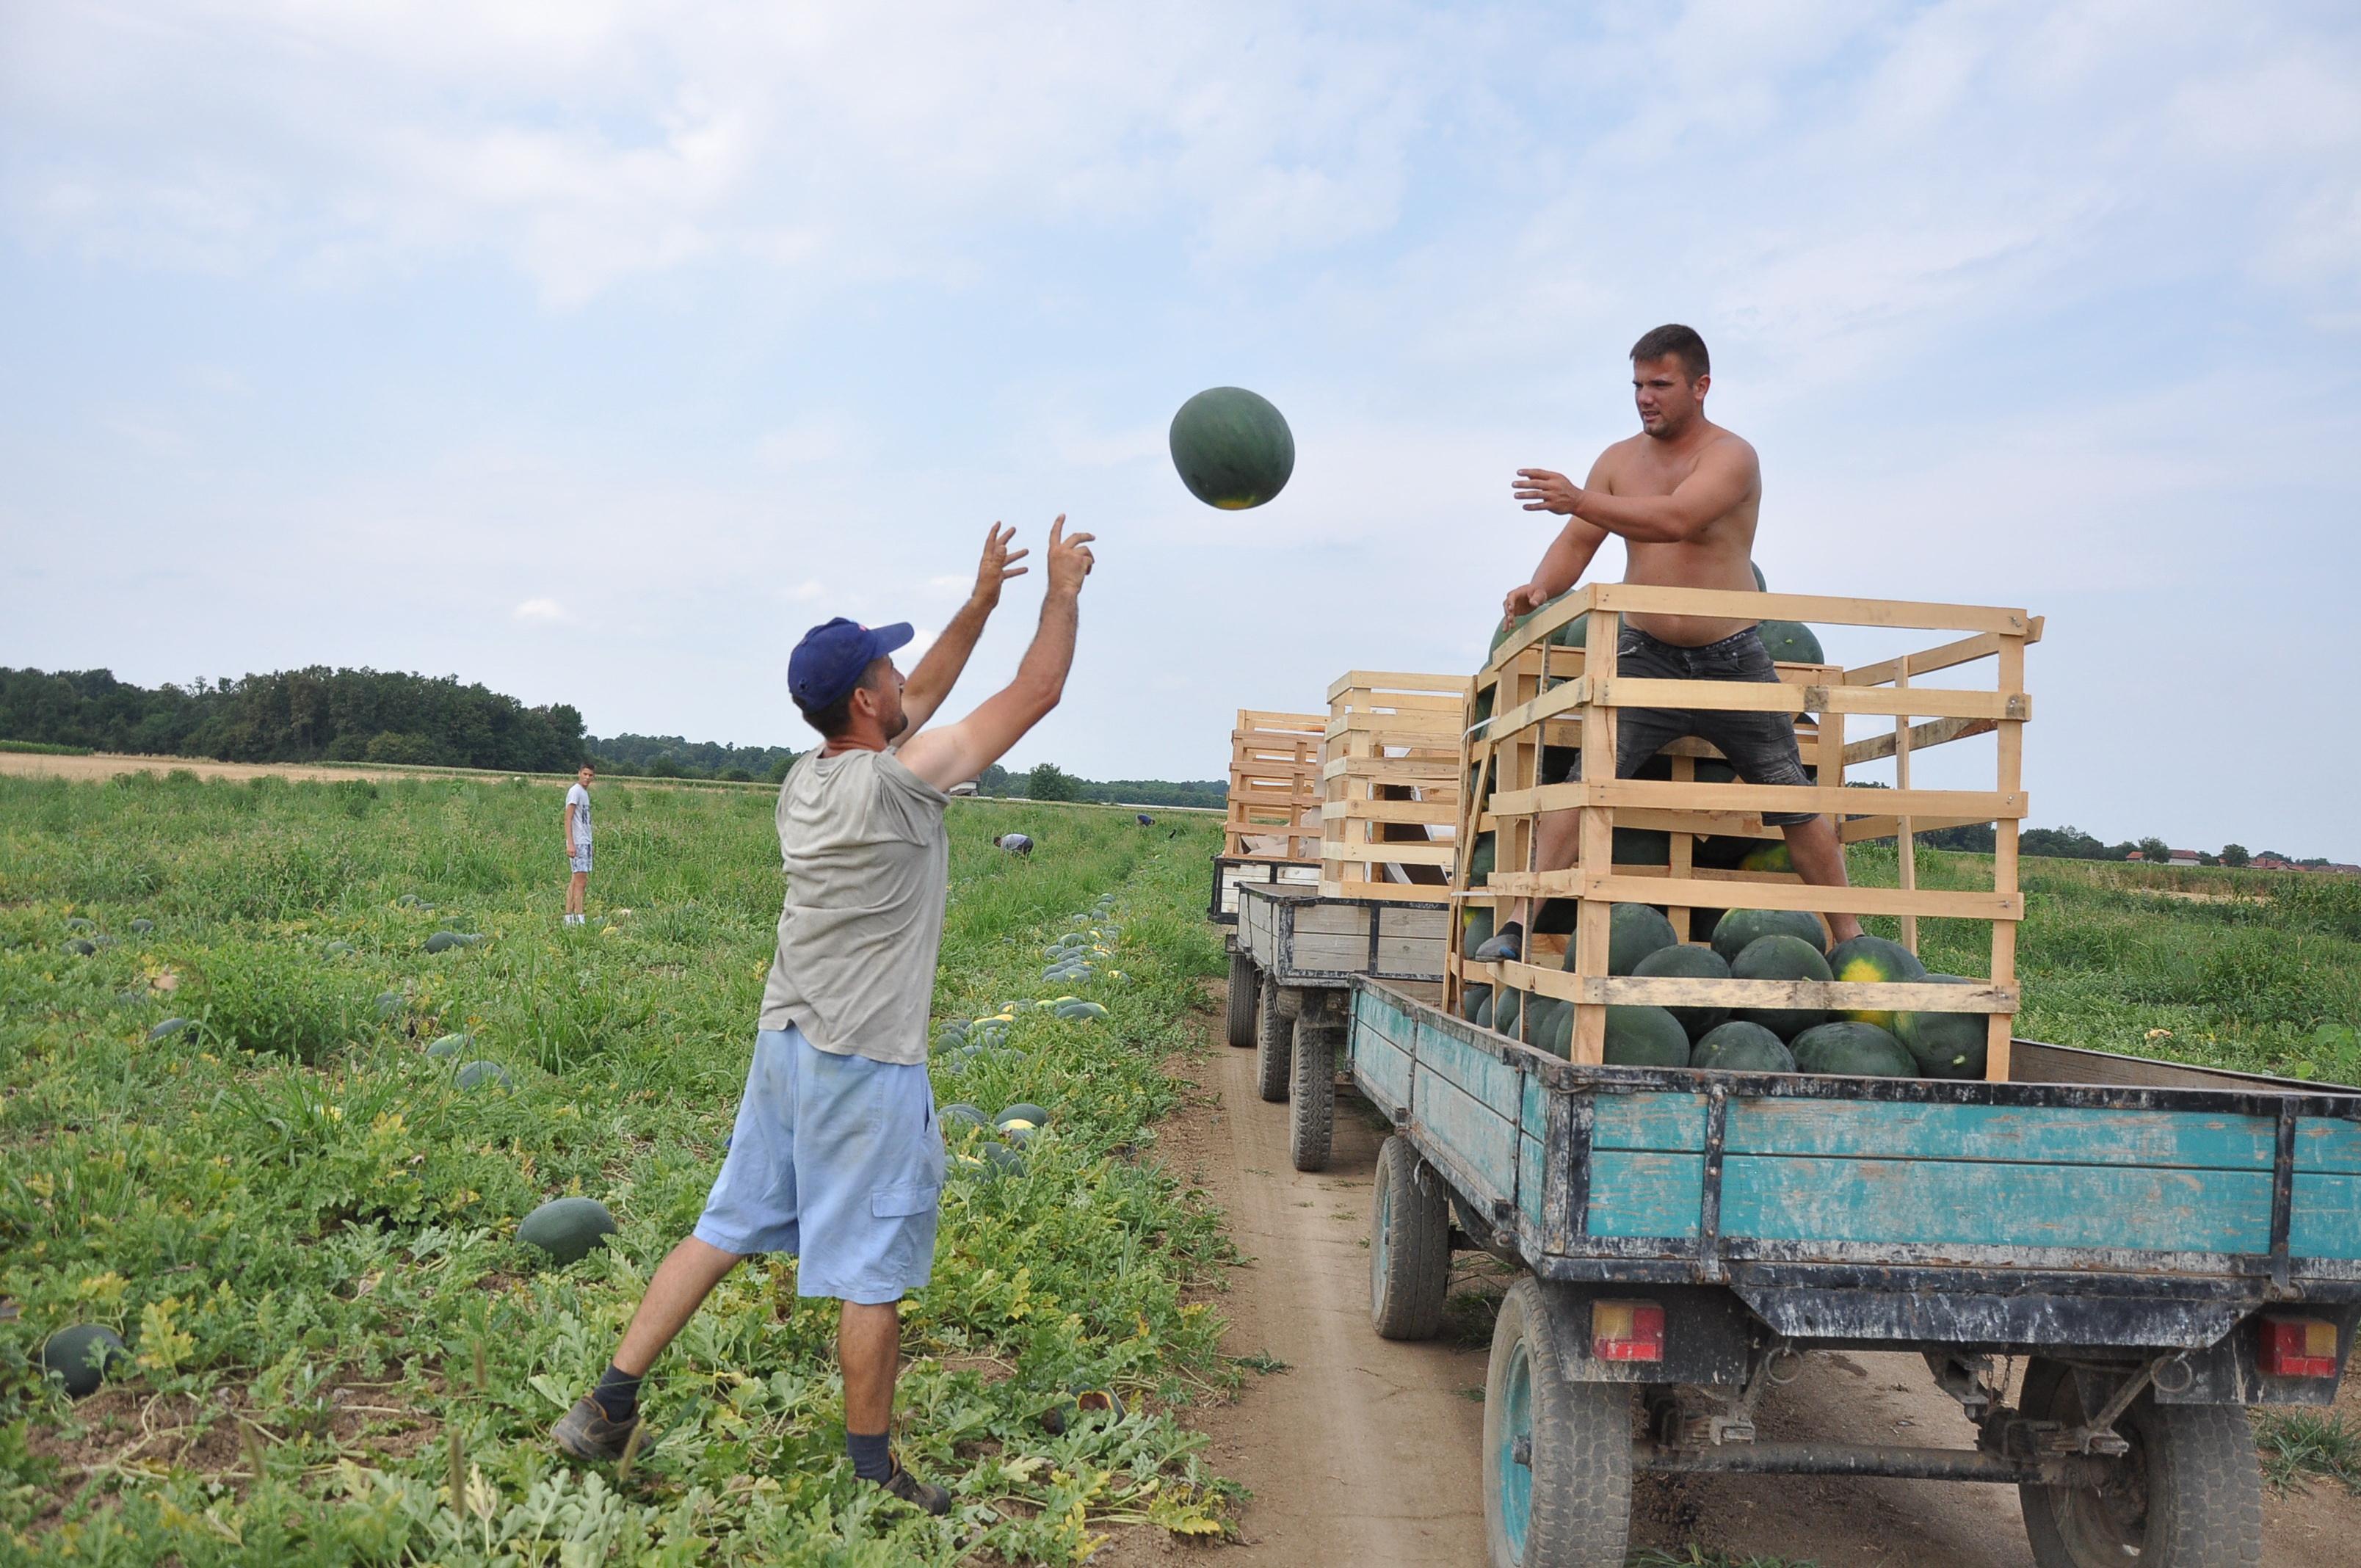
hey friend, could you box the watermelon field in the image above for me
[4,770,2360,1565]
[0,772,1239,1565]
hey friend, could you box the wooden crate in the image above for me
[1223,708,1325,861]
[1208,853,1321,925]
[1448,584,2039,1082]
[1319,670,1471,901]
[1236,882,1448,1003]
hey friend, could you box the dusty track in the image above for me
[1125,988,2361,1567]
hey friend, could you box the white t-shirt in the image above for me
[565,783,592,849]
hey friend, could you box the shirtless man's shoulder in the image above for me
[1593,423,1758,495]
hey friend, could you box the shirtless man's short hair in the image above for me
[1473,324,1863,961]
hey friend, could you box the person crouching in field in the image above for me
[553,518,1095,1514]
[562,762,594,926]
[1475,324,1861,962]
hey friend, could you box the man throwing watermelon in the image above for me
[1474,324,1862,962]
[552,517,1095,1515]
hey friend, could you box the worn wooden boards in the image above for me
[1225,708,1326,861]
[1319,670,1471,901]
[1236,882,1450,991]
[1448,584,2040,1082]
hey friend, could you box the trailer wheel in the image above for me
[1368,1135,1450,1340]
[1484,1277,1632,1568]
[1255,982,1291,1103]
[1225,950,1258,1048]
[1288,1008,1337,1170]
[2018,1356,2263,1568]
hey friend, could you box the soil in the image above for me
[1103,985,2361,1567]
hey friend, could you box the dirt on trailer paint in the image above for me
[1102,980,2361,1567]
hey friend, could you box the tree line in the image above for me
[0,667,586,774]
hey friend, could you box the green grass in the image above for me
[2255,1407,2361,1494]
[1840,843,2361,1083]
[1629,1549,1818,1567]
[0,771,1236,1563]
[0,741,90,756]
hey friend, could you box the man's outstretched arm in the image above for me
[899,518,1094,792]
[1501,454,1612,625]
[1513,438,1755,544]
[897,523,1029,737]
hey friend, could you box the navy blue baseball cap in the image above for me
[788,617,913,711]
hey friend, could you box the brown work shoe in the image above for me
[554,1395,650,1463]
[871,1456,952,1516]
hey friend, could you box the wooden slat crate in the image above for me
[1236,882,1449,1003]
[1320,669,1471,901]
[1223,708,1326,861]
[1208,853,1321,925]
[1448,585,2040,1082]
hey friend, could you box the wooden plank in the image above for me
[1486,873,2023,921]
[1842,716,1998,767]
[1493,780,2025,821]
[1514,968,2020,1015]
[2291,1175,2361,1260]
[1323,841,1457,868]
[1572,609,1620,1065]
[1989,634,2025,1082]
[1586,1150,2281,1255]
[1588,584,2034,636]
[1595,678,2028,723]
[1327,670,1475,701]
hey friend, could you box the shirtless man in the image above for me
[1472,324,1861,962]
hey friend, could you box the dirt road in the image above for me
[1139,1000,2361,1567]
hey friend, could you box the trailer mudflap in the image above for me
[1731,1286,2242,1351]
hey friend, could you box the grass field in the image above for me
[4,772,2359,1565]
[0,772,1236,1564]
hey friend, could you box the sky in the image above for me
[3,1,2358,856]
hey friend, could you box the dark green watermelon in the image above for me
[1603,1005,1691,1067]
[1758,621,1824,664]
[518,1197,617,1266]
[1468,832,1496,885]
[980,1141,1026,1177]
[1692,1021,1796,1072]
[1898,974,1987,1078]
[1609,903,1678,975]
[1494,988,1522,1039]
[1461,984,1493,1025]
[996,1103,1051,1129]
[942,1102,990,1131]
[1612,827,1670,866]
[1738,841,1794,874]
[1629,943,1732,1040]
[454,1060,512,1092]
[1791,1021,1918,1078]
[1523,997,1567,1050]
[1751,561,1767,591]
[1462,905,1495,959]
[1711,908,1829,964]
[39,1324,129,1398]
[1539,1001,1574,1058]
[1827,934,1927,1029]
[1730,934,1834,1039]
[1169,387,1294,509]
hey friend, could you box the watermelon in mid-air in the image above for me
[1169,387,1294,509]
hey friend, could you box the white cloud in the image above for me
[512,598,565,623]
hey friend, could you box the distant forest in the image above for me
[585,733,800,783]
[0,667,584,774]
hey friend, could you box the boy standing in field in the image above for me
[553,518,1095,1514]
[563,763,594,926]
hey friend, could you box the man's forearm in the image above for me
[1570,490,1699,543]
[1012,589,1080,705]
[1531,523,1606,596]
[902,595,993,714]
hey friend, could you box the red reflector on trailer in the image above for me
[2258,1315,2339,1379]
[1591,1299,1665,1362]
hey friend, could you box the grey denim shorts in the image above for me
[1552,625,1817,826]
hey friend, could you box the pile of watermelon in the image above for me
[1468,903,1984,1080]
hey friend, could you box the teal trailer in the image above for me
[1345,979,2361,1568]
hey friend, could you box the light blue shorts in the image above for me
[693,1026,946,1305]
[567,850,592,874]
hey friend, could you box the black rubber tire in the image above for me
[1368,1135,1451,1340]
[1288,1009,1336,1171]
[1225,950,1258,1049]
[1255,981,1291,1103]
[1484,1277,1633,1568]
[2017,1356,2263,1568]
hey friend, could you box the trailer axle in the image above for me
[1635,1440,2119,1487]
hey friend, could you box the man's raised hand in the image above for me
[1045,515,1095,597]
[1513,468,1582,516]
[1501,581,1549,628]
[971,522,1029,611]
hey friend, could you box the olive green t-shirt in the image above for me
[757,747,949,1064]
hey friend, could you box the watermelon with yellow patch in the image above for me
[1826,934,1927,1030]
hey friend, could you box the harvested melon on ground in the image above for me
[1730,934,1833,1039]
[518,1197,618,1266]
[1791,1020,1918,1078]
[1711,907,1828,964]
[39,1324,130,1399]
